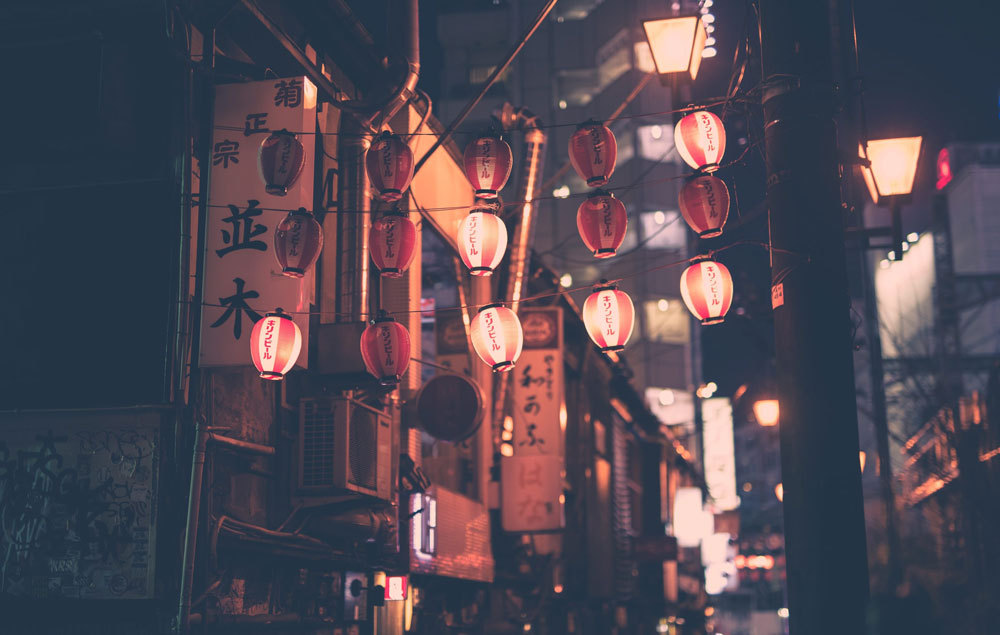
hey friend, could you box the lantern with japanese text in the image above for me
[365,132,415,202]
[360,311,411,386]
[674,111,726,173]
[463,135,513,198]
[680,259,734,325]
[273,208,323,278]
[258,130,306,195]
[583,281,635,353]
[470,304,523,372]
[458,203,508,276]
[370,209,417,278]
[250,309,302,380]
[577,190,628,258]
[678,175,730,238]
[569,121,618,187]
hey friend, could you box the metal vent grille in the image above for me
[301,399,336,488]
[348,407,377,490]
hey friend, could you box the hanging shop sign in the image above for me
[416,373,483,442]
[702,397,740,511]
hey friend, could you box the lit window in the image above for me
[644,299,689,344]
[640,211,687,250]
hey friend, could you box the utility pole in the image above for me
[759,1,870,633]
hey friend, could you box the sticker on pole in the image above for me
[771,283,784,309]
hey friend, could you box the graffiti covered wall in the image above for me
[0,410,160,599]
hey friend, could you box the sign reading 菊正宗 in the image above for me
[501,308,565,532]
[702,397,740,511]
[199,77,317,367]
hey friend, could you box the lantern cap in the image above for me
[372,309,396,324]
[471,199,502,215]
[689,254,715,265]
[268,128,296,139]
[576,118,605,131]
[382,204,408,218]
[586,188,615,200]
[288,207,313,217]
[477,302,505,313]
[265,308,290,319]
[592,279,619,292]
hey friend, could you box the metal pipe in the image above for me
[366,0,420,129]
[336,116,373,322]
[207,433,276,456]
[178,417,210,634]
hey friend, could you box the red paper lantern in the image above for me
[678,175,730,238]
[274,208,323,278]
[680,259,734,325]
[583,281,635,352]
[250,309,302,380]
[365,132,415,202]
[470,304,523,372]
[463,135,513,199]
[258,130,306,196]
[458,204,508,276]
[576,190,628,258]
[569,121,618,187]
[360,311,411,386]
[674,111,726,172]
[370,210,417,278]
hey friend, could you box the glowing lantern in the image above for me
[249,309,302,380]
[859,137,922,203]
[674,111,726,172]
[569,121,618,187]
[463,135,513,198]
[458,204,508,276]
[859,451,866,473]
[470,304,523,372]
[774,483,783,502]
[576,190,628,258]
[360,311,411,386]
[582,281,635,352]
[678,175,729,238]
[370,210,417,278]
[753,399,779,427]
[273,208,323,278]
[365,132,415,202]
[680,259,733,325]
[258,130,306,196]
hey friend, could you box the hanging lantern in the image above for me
[370,209,417,278]
[680,259,734,325]
[365,132,415,202]
[458,203,508,276]
[582,281,635,353]
[569,120,618,187]
[274,208,323,278]
[463,135,513,198]
[674,111,726,172]
[360,311,411,386]
[249,309,302,380]
[678,175,730,238]
[258,130,306,196]
[576,190,628,258]
[470,304,523,372]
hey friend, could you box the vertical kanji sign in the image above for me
[501,308,565,531]
[200,78,317,367]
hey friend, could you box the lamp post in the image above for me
[641,15,709,81]
[859,136,923,261]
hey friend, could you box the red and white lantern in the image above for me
[463,135,513,198]
[249,309,302,380]
[458,205,508,276]
[678,175,730,238]
[680,259,734,325]
[365,132,415,202]
[674,111,726,173]
[470,304,523,372]
[583,282,635,353]
[360,312,411,386]
[370,210,417,278]
[274,208,323,278]
[569,121,618,187]
[258,130,306,196]
[577,190,628,258]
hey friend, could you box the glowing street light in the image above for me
[859,137,922,262]
[641,15,708,81]
[753,399,780,427]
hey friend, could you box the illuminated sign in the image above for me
[384,576,408,601]
[936,147,952,190]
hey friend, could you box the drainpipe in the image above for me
[178,417,209,634]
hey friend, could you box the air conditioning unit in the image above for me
[294,395,397,504]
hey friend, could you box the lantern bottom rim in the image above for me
[600,344,625,353]
[379,375,402,387]
[593,249,617,259]
[474,189,499,198]
[470,267,494,277]
[697,229,724,239]
[380,268,403,278]
[695,163,721,175]
[586,176,609,187]
[491,361,515,373]
[282,268,306,278]
[265,185,289,196]
[700,316,725,325]
[379,190,403,202]
[259,371,285,380]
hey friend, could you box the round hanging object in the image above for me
[583,281,635,353]
[679,259,734,325]
[258,130,306,196]
[463,135,513,199]
[470,304,523,373]
[274,208,323,278]
[576,189,628,259]
[569,120,618,187]
[674,111,726,173]
[370,210,417,278]
[250,309,303,380]
[416,374,484,442]
[458,204,508,276]
[360,312,411,386]
[678,175,730,238]
[365,132,415,202]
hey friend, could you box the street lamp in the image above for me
[859,137,922,261]
[641,15,708,81]
[753,399,780,427]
